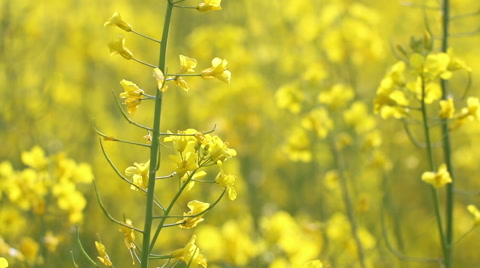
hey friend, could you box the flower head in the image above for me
[119,80,144,115]
[95,241,113,266]
[153,68,168,92]
[198,0,222,12]
[439,98,455,119]
[104,12,132,32]
[421,163,452,188]
[201,57,231,83]
[125,160,150,190]
[215,162,237,200]
[108,35,134,60]
[171,235,207,268]
[177,200,210,229]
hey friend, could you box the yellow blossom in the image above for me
[119,79,144,115]
[119,219,136,250]
[163,129,198,153]
[439,98,455,119]
[95,241,113,266]
[153,68,168,92]
[178,55,197,73]
[178,200,210,229]
[170,152,198,178]
[421,163,452,188]
[0,257,7,268]
[21,146,48,170]
[460,97,480,120]
[125,160,150,191]
[171,235,207,268]
[198,0,222,12]
[201,57,231,83]
[467,204,480,226]
[208,136,237,163]
[318,83,354,110]
[104,12,132,32]
[275,83,303,114]
[215,162,237,200]
[107,35,134,60]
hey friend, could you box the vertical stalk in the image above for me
[140,2,174,267]
[329,135,367,268]
[419,78,448,264]
[440,0,454,267]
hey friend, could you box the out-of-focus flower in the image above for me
[108,35,134,60]
[178,200,210,229]
[198,0,222,12]
[0,257,7,268]
[467,204,480,226]
[104,12,132,32]
[421,163,452,188]
[201,57,231,83]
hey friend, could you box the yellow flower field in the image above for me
[1,0,480,267]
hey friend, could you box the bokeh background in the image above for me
[1,0,480,267]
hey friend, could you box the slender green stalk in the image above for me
[140,2,174,267]
[440,1,454,267]
[419,78,448,264]
[329,135,367,268]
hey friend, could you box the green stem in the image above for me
[140,2,174,268]
[329,134,367,268]
[440,1,454,267]
[419,78,448,264]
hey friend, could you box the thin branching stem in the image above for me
[132,29,162,43]
[440,1,454,267]
[420,77,448,263]
[140,2,174,267]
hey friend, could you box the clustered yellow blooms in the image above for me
[421,163,452,188]
[163,129,237,194]
[374,46,472,120]
[0,147,92,266]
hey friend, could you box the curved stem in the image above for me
[140,2,174,267]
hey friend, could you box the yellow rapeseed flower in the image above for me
[94,241,113,266]
[178,200,210,229]
[119,80,144,115]
[107,35,134,60]
[198,0,222,12]
[171,235,207,268]
[421,163,452,188]
[439,98,455,119]
[201,57,231,83]
[125,160,150,191]
[104,12,132,32]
